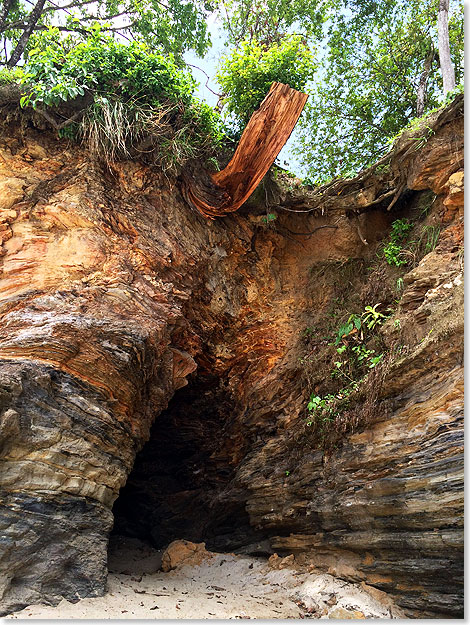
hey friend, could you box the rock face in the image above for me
[0,98,463,616]
[161,539,213,572]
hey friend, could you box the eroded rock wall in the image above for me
[0,129,239,611]
[0,118,372,613]
[234,111,464,617]
[0,99,464,617]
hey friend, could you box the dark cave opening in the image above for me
[110,374,270,557]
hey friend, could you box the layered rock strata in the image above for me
[0,98,464,616]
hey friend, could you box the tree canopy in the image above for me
[218,0,327,46]
[292,0,464,183]
[0,0,214,66]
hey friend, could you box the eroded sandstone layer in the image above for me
[0,97,464,616]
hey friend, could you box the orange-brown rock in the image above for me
[161,539,213,572]
[267,553,296,570]
[328,607,366,619]
[0,97,463,617]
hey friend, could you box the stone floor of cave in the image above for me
[6,535,405,619]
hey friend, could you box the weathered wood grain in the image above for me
[183,82,308,218]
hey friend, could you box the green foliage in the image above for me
[205,156,220,172]
[361,304,388,330]
[13,28,225,168]
[1,0,464,183]
[58,124,79,140]
[219,0,327,47]
[383,219,413,267]
[389,88,463,149]
[334,313,361,345]
[307,393,341,425]
[409,125,436,150]
[306,383,358,427]
[306,302,387,430]
[293,0,464,184]
[419,224,441,254]
[19,28,196,109]
[331,340,383,383]
[390,218,414,241]
[1,0,213,66]
[383,241,407,267]
[387,116,438,151]
[0,67,25,86]
[374,161,391,175]
[381,219,440,271]
[216,35,316,129]
[445,83,465,103]
[261,212,277,223]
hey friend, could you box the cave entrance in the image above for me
[110,374,270,566]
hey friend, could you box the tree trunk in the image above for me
[437,0,456,97]
[182,82,308,218]
[0,0,14,33]
[416,47,434,117]
[7,0,47,67]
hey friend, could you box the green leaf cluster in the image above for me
[0,67,24,86]
[11,27,225,166]
[216,35,316,129]
[383,219,413,267]
[362,304,388,330]
[335,313,361,345]
[306,383,358,427]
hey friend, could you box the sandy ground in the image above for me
[6,537,404,619]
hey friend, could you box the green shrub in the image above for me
[216,35,316,129]
[305,302,388,438]
[306,384,358,427]
[383,218,413,267]
[19,27,196,109]
[390,218,413,240]
[8,26,225,168]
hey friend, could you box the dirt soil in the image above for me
[6,536,404,619]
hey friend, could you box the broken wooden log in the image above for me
[181,82,308,219]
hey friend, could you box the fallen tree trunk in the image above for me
[182,82,308,218]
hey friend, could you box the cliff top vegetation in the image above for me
[0,0,464,181]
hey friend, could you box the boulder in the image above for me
[161,540,214,572]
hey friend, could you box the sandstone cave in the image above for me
[0,96,463,618]
[111,374,270,554]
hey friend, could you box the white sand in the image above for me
[6,537,404,619]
